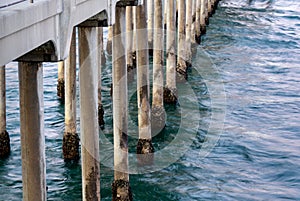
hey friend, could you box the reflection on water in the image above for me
[1,0,300,200]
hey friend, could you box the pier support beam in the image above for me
[112,7,132,201]
[136,3,154,163]
[0,65,10,158]
[18,62,46,201]
[57,61,65,101]
[164,0,178,104]
[79,27,100,201]
[98,27,105,128]
[177,0,187,81]
[63,28,79,161]
[152,0,166,133]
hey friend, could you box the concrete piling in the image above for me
[176,0,187,81]
[98,27,105,128]
[18,62,46,201]
[0,65,10,158]
[152,0,166,134]
[57,61,65,101]
[164,0,178,104]
[78,27,100,201]
[147,0,154,54]
[107,26,113,55]
[63,28,79,161]
[112,7,132,201]
[205,0,209,25]
[195,0,201,43]
[135,2,154,163]
[126,6,135,82]
[200,0,207,35]
[185,0,193,68]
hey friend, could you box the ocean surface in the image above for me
[1,0,300,200]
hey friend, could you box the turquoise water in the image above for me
[1,0,300,200]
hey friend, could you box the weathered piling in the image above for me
[185,0,193,67]
[107,26,113,55]
[208,0,212,17]
[112,7,132,201]
[132,7,137,67]
[164,0,178,104]
[205,0,209,25]
[147,0,154,54]
[177,0,187,81]
[57,61,65,101]
[98,27,105,128]
[135,2,154,163]
[152,0,166,133]
[195,0,201,43]
[191,0,197,47]
[126,6,135,82]
[63,28,79,161]
[0,65,10,158]
[18,62,46,201]
[78,27,100,201]
[200,0,207,35]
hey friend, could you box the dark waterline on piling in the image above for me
[1,0,300,200]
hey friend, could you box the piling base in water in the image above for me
[164,87,178,104]
[205,17,209,25]
[112,179,133,201]
[127,64,136,83]
[200,25,207,35]
[186,61,192,69]
[63,132,80,161]
[211,5,216,15]
[195,34,201,44]
[57,78,65,101]
[136,139,154,166]
[0,130,10,158]
[151,105,166,135]
[176,63,188,83]
[98,103,105,128]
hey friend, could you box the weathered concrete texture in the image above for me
[57,78,65,101]
[19,61,46,201]
[163,87,178,104]
[136,138,154,166]
[112,179,133,201]
[176,62,188,82]
[0,130,10,158]
[151,105,166,135]
[79,26,100,201]
[85,166,99,201]
[63,132,80,161]
[98,103,105,128]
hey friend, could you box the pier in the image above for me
[0,0,220,200]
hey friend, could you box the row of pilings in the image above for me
[0,0,220,200]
